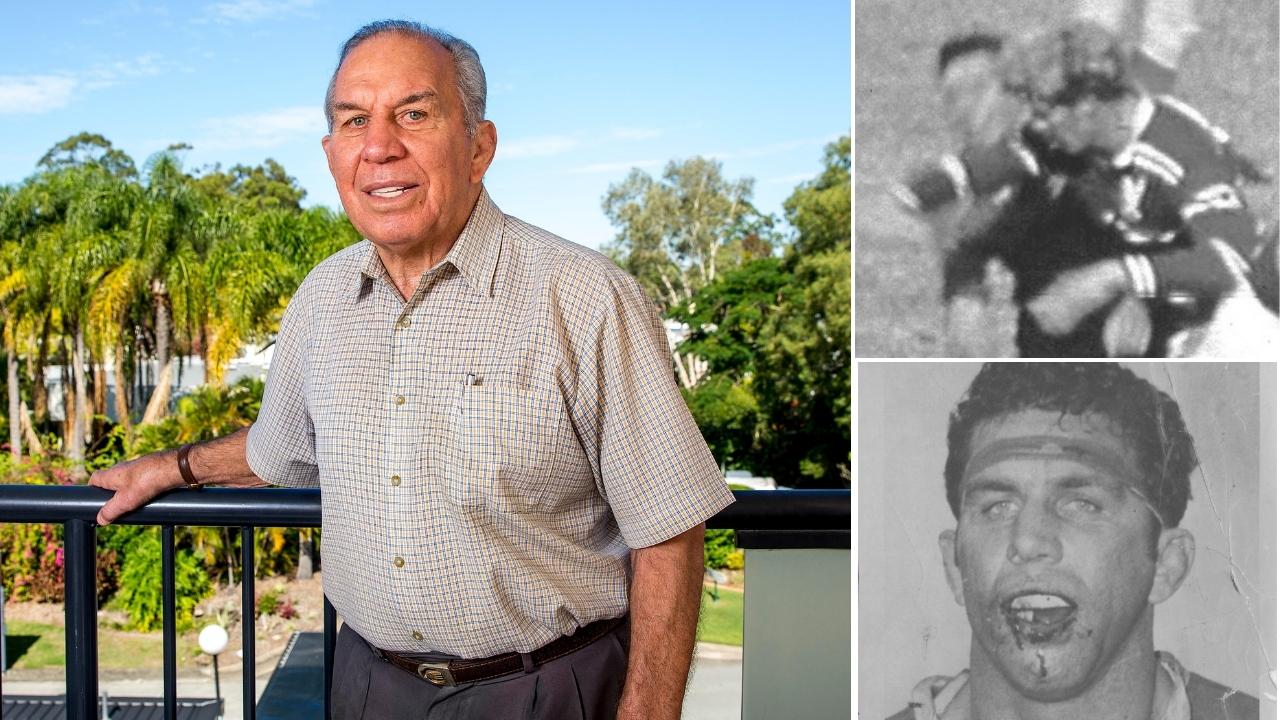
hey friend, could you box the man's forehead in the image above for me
[333,32,454,96]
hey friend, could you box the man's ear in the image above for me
[470,120,497,183]
[1148,527,1195,605]
[939,528,966,607]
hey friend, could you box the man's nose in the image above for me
[1007,502,1062,565]
[361,117,407,164]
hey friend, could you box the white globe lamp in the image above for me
[199,624,230,710]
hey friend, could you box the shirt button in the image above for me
[395,395,405,405]
[411,631,423,641]
[393,556,405,568]
[391,475,401,486]
[397,318,411,330]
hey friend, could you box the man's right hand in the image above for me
[89,450,185,526]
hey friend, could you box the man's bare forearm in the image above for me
[617,523,705,720]
[89,426,265,525]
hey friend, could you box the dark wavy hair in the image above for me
[1002,21,1134,108]
[945,363,1196,527]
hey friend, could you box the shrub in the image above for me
[724,549,745,571]
[0,522,64,602]
[115,529,213,632]
[704,529,738,569]
[256,584,293,619]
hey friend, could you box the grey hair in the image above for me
[324,20,487,136]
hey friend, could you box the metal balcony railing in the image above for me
[0,486,850,720]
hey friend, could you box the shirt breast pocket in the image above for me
[444,379,566,513]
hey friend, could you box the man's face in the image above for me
[322,33,496,253]
[940,410,1172,701]
[1035,96,1120,156]
[940,52,1005,145]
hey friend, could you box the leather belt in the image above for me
[374,615,626,687]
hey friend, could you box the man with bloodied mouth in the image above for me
[889,363,1259,720]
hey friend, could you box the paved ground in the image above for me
[1,642,743,719]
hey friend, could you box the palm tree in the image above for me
[126,152,204,423]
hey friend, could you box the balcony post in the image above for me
[64,518,98,720]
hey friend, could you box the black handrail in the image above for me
[0,485,849,528]
[0,486,849,720]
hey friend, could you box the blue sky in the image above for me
[0,1,851,251]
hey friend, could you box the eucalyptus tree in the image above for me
[603,157,776,388]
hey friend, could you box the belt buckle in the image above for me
[417,661,455,686]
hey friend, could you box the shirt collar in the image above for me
[909,651,1191,720]
[1112,94,1159,169]
[352,186,504,299]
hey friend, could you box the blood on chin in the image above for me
[979,606,1099,689]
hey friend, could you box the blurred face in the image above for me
[940,410,1179,701]
[322,33,496,254]
[940,52,1004,145]
[1034,95,1133,156]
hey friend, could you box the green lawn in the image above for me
[4,620,200,671]
[4,621,64,670]
[698,585,743,646]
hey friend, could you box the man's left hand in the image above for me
[1028,259,1131,336]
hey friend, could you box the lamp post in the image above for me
[198,623,230,714]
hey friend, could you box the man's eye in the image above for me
[982,500,1017,519]
[404,110,426,121]
[1063,498,1102,515]
[346,116,367,128]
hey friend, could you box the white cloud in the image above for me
[205,0,315,23]
[0,75,77,114]
[708,134,842,161]
[569,159,661,175]
[196,106,326,151]
[498,135,580,160]
[608,127,662,141]
[82,54,164,90]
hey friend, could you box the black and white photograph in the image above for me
[855,0,1279,357]
[859,362,1275,719]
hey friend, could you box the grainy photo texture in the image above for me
[859,362,1275,719]
[855,0,1279,357]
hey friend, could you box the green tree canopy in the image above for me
[37,132,137,180]
[192,158,307,211]
[670,136,850,486]
[602,157,777,314]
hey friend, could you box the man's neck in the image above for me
[966,618,1159,720]
[373,185,483,300]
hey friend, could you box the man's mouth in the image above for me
[365,184,418,199]
[1001,592,1078,645]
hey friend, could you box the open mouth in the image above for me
[1001,592,1077,645]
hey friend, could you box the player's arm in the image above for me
[1122,184,1260,300]
[893,133,1040,214]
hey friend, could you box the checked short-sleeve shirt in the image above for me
[246,187,734,657]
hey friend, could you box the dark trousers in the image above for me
[330,620,630,719]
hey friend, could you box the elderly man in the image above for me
[889,363,1258,720]
[90,19,733,720]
